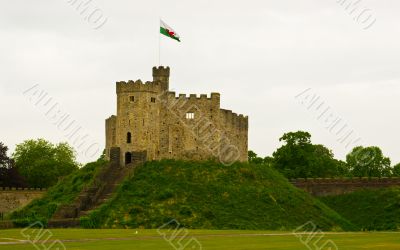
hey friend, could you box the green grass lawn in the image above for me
[0,229,399,250]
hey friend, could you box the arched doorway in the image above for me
[125,152,132,165]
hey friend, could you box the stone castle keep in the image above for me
[105,66,248,166]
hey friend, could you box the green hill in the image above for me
[10,159,105,226]
[320,187,400,231]
[80,160,354,231]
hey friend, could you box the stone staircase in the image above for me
[48,149,147,228]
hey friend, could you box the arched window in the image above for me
[127,132,132,143]
[125,152,132,165]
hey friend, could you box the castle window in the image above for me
[129,96,135,102]
[127,132,132,143]
[186,112,194,119]
[151,97,156,103]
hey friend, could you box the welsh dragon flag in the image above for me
[160,20,181,42]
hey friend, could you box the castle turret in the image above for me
[105,66,248,166]
[153,66,170,91]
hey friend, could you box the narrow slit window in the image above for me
[151,97,156,103]
[129,96,135,102]
[127,132,132,143]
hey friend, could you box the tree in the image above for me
[0,142,27,187]
[335,159,351,177]
[248,151,274,165]
[263,156,274,167]
[346,146,391,177]
[13,139,79,188]
[272,131,340,179]
[392,163,400,177]
[0,142,9,168]
[279,131,312,146]
[248,150,264,164]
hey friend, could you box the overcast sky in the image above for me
[1,0,399,164]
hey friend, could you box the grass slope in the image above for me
[321,187,400,231]
[82,160,354,231]
[9,159,106,226]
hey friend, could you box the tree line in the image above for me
[1,131,398,188]
[0,139,78,188]
[249,131,400,179]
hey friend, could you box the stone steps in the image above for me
[48,157,143,227]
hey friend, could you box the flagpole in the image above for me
[158,18,161,66]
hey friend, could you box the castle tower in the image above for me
[105,66,248,166]
[112,76,163,165]
[152,66,170,91]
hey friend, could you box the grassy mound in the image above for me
[9,159,106,226]
[320,187,400,231]
[81,160,354,231]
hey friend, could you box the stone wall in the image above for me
[290,177,400,197]
[105,115,116,158]
[0,188,46,213]
[115,80,162,163]
[162,92,223,161]
[219,109,248,162]
[105,66,248,165]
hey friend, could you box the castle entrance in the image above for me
[125,152,132,165]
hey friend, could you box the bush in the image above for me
[321,187,400,231]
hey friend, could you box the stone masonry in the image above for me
[0,188,45,213]
[105,66,248,166]
[291,177,400,197]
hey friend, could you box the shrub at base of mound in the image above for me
[9,159,106,227]
[321,187,400,231]
[82,160,354,231]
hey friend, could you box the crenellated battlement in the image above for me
[211,92,220,101]
[152,66,170,78]
[106,115,116,121]
[116,79,162,93]
[106,66,248,164]
[220,109,248,130]
[167,91,176,99]
[166,92,221,101]
[0,187,47,191]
